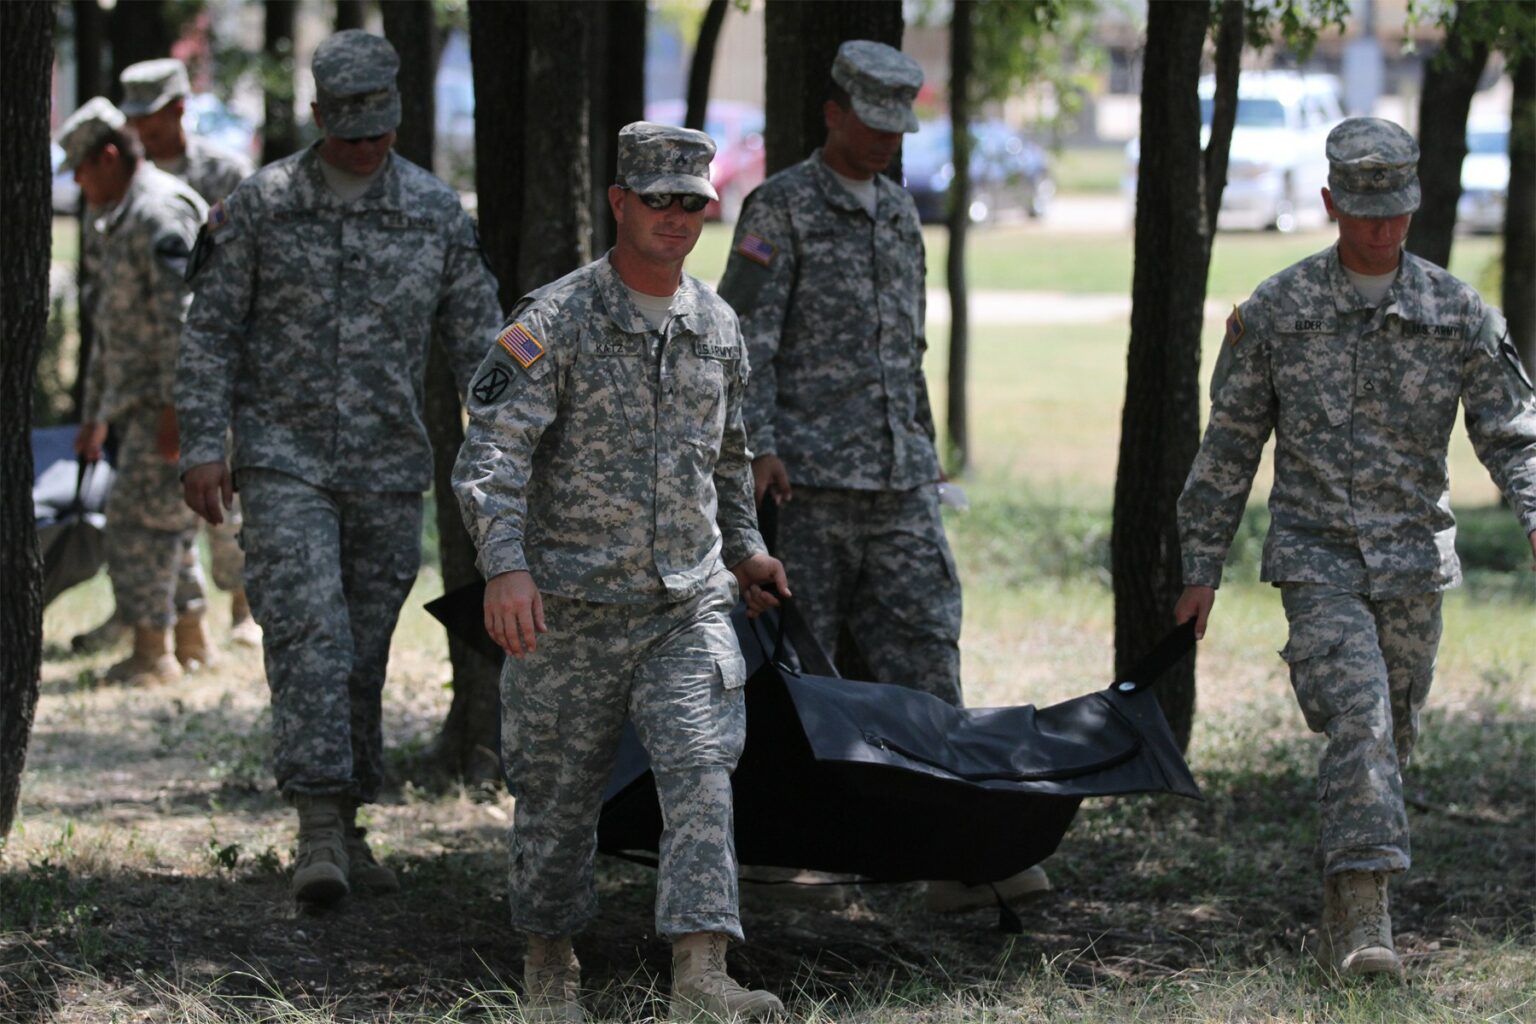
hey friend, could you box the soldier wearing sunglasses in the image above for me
[454,121,789,1022]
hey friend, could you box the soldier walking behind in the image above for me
[454,122,789,1023]
[1175,118,1536,980]
[177,31,503,907]
[73,57,260,662]
[716,39,1049,913]
[57,98,208,688]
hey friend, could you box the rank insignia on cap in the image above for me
[736,233,775,267]
[207,199,230,232]
[1225,305,1245,348]
[498,321,545,369]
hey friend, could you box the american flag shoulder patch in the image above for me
[497,321,546,369]
[208,200,230,233]
[1225,305,1244,348]
[736,233,775,267]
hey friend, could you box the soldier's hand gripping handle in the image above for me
[1173,585,1216,641]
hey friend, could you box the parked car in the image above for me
[1458,120,1508,234]
[643,99,765,221]
[1125,71,1343,232]
[904,118,1054,225]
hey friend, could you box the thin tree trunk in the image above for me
[1202,0,1243,253]
[764,0,903,177]
[1113,0,1210,753]
[1505,56,1535,376]
[107,0,172,103]
[1,0,56,839]
[590,1,644,254]
[381,1,437,174]
[263,0,299,165]
[686,0,729,132]
[335,0,367,32]
[518,1,592,296]
[1405,3,1488,269]
[945,0,974,475]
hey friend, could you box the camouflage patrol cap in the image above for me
[1326,117,1421,217]
[55,97,127,171]
[312,30,401,139]
[831,40,922,134]
[616,121,719,200]
[119,58,190,117]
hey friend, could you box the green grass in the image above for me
[1053,144,1129,194]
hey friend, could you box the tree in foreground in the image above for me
[1,0,56,839]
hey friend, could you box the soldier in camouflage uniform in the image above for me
[1175,118,1536,981]
[176,31,503,907]
[454,122,788,1023]
[56,98,207,688]
[717,40,1049,914]
[73,59,261,663]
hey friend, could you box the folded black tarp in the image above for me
[33,426,114,606]
[426,582,1200,886]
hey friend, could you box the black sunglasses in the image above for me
[340,132,390,145]
[630,190,709,213]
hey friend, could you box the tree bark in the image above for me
[590,1,645,254]
[518,1,593,296]
[1202,0,1243,252]
[335,0,368,32]
[945,0,974,475]
[763,0,904,177]
[1,0,56,839]
[470,0,526,311]
[1113,0,1210,753]
[107,0,172,103]
[686,0,729,132]
[263,0,300,165]
[381,0,437,174]
[1505,55,1535,376]
[1405,3,1489,269]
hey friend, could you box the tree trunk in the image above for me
[263,0,299,165]
[945,0,973,476]
[72,0,107,422]
[1202,0,1243,252]
[1405,3,1488,269]
[1113,0,1210,753]
[107,0,172,103]
[1505,55,1535,376]
[686,0,729,132]
[470,0,526,310]
[335,0,368,32]
[763,0,903,177]
[590,1,645,254]
[1,0,56,839]
[518,1,593,296]
[381,0,437,174]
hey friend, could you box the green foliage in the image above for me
[1406,0,1536,64]
[970,0,1106,135]
[1240,0,1353,61]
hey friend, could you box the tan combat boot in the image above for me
[924,863,1052,914]
[522,934,584,1022]
[104,627,183,686]
[670,932,784,1022]
[342,802,400,893]
[72,615,129,654]
[229,589,263,648]
[173,609,218,670]
[291,795,350,906]
[1323,870,1402,980]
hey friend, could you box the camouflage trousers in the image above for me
[776,485,963,706]
[105,408,201,629]
[1279,582,1443,876]
[238,468,422,803]
[502,570,747,941]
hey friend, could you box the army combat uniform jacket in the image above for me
[1179,246,1536,598]
[84,164,207,424]
[176,146,502,492]
[453,254,766,604]
[718,152,940,491]
[169,133,255,205]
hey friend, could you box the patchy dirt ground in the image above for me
[4,578,1533,1021]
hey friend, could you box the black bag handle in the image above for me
[767,592,839,679]
[1111,619,1197,694]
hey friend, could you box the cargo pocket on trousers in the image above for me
[1279,621,1345,735]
